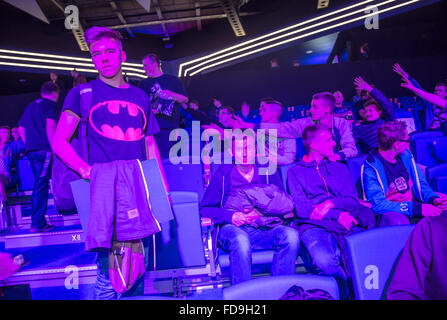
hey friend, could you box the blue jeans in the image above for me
[376,212,410,227]
[218,224,300,285]
[27,150,52,229]
[300,227,349,299]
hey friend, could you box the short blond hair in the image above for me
[84,26,123,50]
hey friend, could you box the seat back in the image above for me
[154,191,207,270]
[222,275,339,300]
[162,159,205,202]
[278,162,296,193]
[345,225,415,300]
[346,154,368,199]
[432,138,447,163]
[426,163,447,193]
[410,134,446,167]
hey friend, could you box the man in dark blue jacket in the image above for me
[287,123,375,299]
[200,133,299,285]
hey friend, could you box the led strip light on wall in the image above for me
[178,0,376,77]
[0,48,147,78]
[0,61,147,79]
[183,0,397,77]
[179,0,421,77]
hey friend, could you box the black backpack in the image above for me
[51,83,92,214]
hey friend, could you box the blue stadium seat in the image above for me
[151,191,207,270]
[426,163,447,194]
[278,162,297,192]
[410,133,446,167]
[432,138,447,163]
[296,138,305,161]
[346,155,368,199]
[222,275,339,300]
[162,158,205,201]
[345,225,415,300]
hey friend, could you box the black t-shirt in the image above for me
[376,152,411,196]
[62,79,160,165]
[139,74,187,130]
[18,98,58,152]
[375,151,421,216]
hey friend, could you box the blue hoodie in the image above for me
[361,149,439,217]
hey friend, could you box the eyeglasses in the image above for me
[400,139,410,143]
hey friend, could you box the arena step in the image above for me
[4,225,84,249]
[3,243,97,300]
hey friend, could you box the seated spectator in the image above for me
[200,133,300,285]
[0,126,11,203]
[361,121,447,227]
[0,126,25,201]
[71,69,87,88]
[218,106,235,129]
[208,97,223,122]
[11,127,22,142]
[387,215,447,300]
[235,101,256,123]
[394,63,447,132]
[259,98,296,165]
[230,92,358,161]
[287,124,375,299]
[333,91,354,121]
[352,76,395,153]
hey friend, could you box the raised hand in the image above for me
[354,76,374,93]
[393,63,410,80]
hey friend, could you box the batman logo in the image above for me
[89,100,147,142]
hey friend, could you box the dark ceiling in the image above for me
[0,0,355,60]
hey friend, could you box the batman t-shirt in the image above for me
[62,79,160,165]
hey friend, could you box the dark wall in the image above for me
[183,56,447,111]
[2,57,446,127]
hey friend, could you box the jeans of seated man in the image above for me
[218,224,300,285]
[300,227,349,299]
[27,150,52,229]
[94,237,149,300]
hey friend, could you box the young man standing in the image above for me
[361,121,447,227]
[139,53,189,159]
[230,93,358,161]
[287,124,375,299]
[18,82,59,233]
[53,27,168,299]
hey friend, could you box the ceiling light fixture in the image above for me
[0,48,144,68]
[177,0,376,77]
[0,61,147,79]
[0,54,146,75]
[188,0,420,76]
[182,0,398,77]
